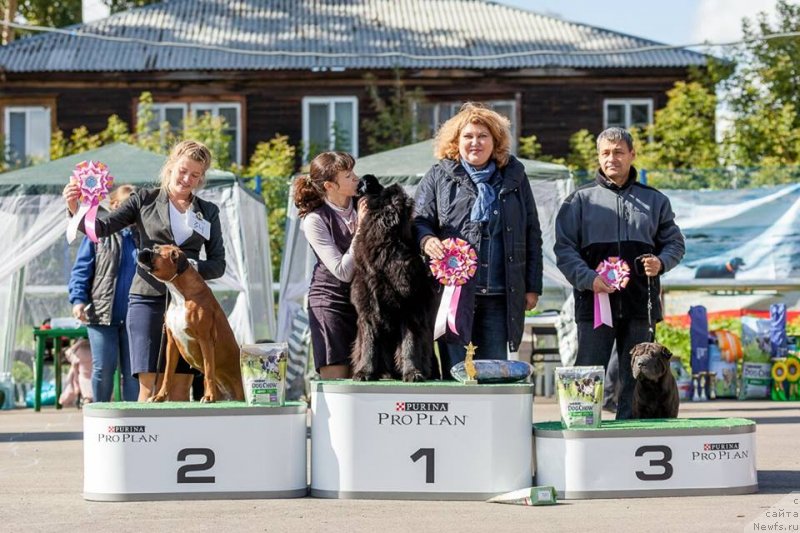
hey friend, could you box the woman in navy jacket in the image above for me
[63,140,225,401]
[414,103,543,377]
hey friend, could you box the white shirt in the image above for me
[169,201,193,246]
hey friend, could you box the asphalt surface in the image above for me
[1,397,798,533]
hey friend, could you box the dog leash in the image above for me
[637,254,656,343]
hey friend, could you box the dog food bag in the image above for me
[555,366,604,429]
[240,343,288,406]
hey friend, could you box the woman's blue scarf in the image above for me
[461,158,498,222]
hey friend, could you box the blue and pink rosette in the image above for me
[429,238,478,339]
[66,160,114,244]
[594,257,630,329]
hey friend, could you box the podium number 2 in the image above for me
[635,445,673,481]
[410,448,435,483]
[177,448,216,484]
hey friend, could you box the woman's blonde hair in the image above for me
[109,184,137,209]
[159,140,213,192]
[434,102,512,167]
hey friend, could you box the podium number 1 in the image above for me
[410,448,435,483]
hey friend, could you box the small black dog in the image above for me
[350,175,437,382]
[695,257,745,279]
[631,342,680,419]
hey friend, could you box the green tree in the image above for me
[722,0,800,168]
[241,135,297,280]
[101,0,157,14]
[639,81,719,170]
[565,129,598,177]
[362,71,426,154]
[17,0,81,27]
[182,111,232,170]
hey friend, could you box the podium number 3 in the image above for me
[635,445,673,481]
[410,448,435,483]
[177,448,216,484]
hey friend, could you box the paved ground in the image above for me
[1,397,798,533]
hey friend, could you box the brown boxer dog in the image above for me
[631,342,680,419]
[138,244,244,402]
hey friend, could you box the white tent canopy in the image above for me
[276,141,573,342]
[0,143,275,374]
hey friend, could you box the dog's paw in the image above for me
[147,393,168,403]
[403,371,425,383]
[200,395,217,403]
[351,371,368,382]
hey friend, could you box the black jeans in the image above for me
[576,319,652,420]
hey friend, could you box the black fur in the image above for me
[350,181,437,382]
[631,342,680,419]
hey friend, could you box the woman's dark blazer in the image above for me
[81,187,226,297]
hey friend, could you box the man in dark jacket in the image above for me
[554,127,684,419]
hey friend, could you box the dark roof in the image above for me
[354,139,570,183]
[0,0,708,73]
[0,143,235,194]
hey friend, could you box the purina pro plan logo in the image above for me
[691,442,749,461]
[98,425,158,444]
[377,401,468,427]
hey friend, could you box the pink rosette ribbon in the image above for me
[66,160,114,244]
[594,257,630,329]
[429,238,478,339]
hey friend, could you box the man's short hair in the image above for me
[597,127,634,151]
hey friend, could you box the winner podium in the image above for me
[310,380,534,500]
[83,402,307,501]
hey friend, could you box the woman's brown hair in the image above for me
[434,102,512,167]
[293,151,356,218]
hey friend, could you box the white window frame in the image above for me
[138,101,243,164]
[151,102,189,130]
[411,99,518,148]
[603,98,654,130]
[4,105,52,163]
[302,96,359,162]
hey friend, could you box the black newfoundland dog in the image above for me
[349,175,437,382]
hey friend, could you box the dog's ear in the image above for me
[170,248,181,262]
[659,344,674,360]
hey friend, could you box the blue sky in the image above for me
[495,0,784,47]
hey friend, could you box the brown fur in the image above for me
[631,342,679,419]
[138,244,244,402]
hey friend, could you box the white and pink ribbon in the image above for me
[429,238,478,339]
[66,160,114,244]
[594,257,630,329]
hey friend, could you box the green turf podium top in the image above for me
[313,379,533,394]
[84,401,307,417]
[534,418,756,437]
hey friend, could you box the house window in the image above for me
[141,101,243,164]
[302,96,358,161]
[603,99,653,130]
[4,106,51,164]
[413,100,518,145]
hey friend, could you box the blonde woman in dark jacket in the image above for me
[63,140,225,401]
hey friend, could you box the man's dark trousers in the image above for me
[576,319,652,420]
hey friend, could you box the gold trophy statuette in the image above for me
[464,342,478,385]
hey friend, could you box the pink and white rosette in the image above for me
[66,160,114,244]
[594,257,630,329]
[429,238,478,339]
